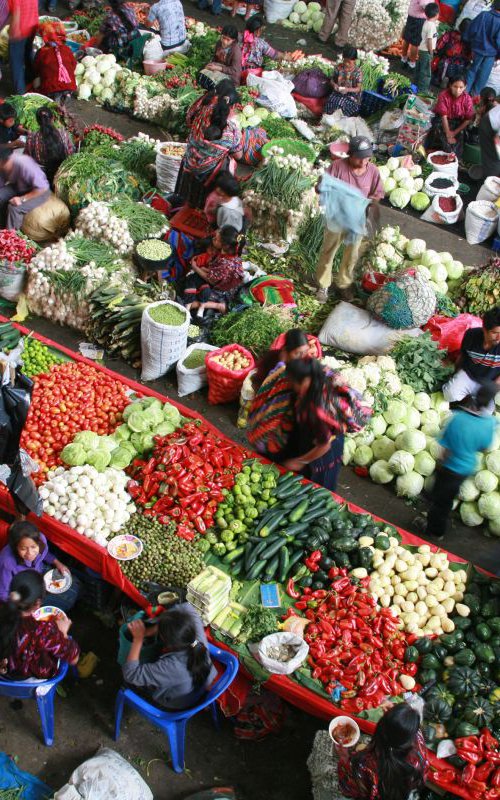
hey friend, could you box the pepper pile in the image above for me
[443,729,500,800]
[295,573,415,710]
[127,421,246,540]
[0,230,37,264]
[21,362,129,481]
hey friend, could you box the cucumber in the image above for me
[256,510,282,536]
[223,546,245,563]
[246,539,271,570]
[278,545,290,583]
[288,549,305,570]
[281,488,313,510]
[299,505,330,525]
[289,498,310,523]
[259,536,288,562]
[246,559,268,580]
[264,554,280,582]
[281,523,307,538]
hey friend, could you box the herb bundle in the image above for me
[390,332,454,393]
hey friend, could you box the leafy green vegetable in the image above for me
[211,305,294,356]
[237,604,279,642]
[390,333,454,393]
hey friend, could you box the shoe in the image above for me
[408,61,416,69]
[315,287,329,303]
[316,34,328,43]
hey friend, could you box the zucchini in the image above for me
[246,539,270,570]
[264,554,280,582]
[289,498,310,523]
[246,559,267,580]
[278,546,290,582]
[259,513,286,538]
[299,505,330,525]
[223,546,245,564]
[288,549,305,570]
[260,537,289,562]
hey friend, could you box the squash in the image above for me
[447,666,482,697]
[463,698,494,726]
[424,696,453,722]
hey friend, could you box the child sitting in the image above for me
[204,172,245,232]
[0,103,26,150]
[0,570,80,679]
[183,225,244,318]
[324,46,363,117]
[122,603,216,710]
[415,3,439,94]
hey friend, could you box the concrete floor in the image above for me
[0,6,499,794]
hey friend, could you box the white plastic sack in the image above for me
[143,35,164,61]
[426,151,459,179]
[264,0,295,23]
[379,109,404,131]
[247,71,297,118]
[250,632,308,675]
[477,176,500,203]
[53,748,153,800]
[319,302,422,354]
[456,0,489,26]
[465,200,498,244]
[424,171,460,198]
[176,342,217,397]
[0,263,25,301]
[420,193,463,225]
[141,300,189,381]
[155,142,187,192]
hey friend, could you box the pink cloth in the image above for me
[327,158,384,200]
[407,0,428,19]
[434,88,475,120]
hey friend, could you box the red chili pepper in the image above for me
[491,767,500,788]
[462,764,477,785]
[286,578,301,599]
[456,749,483,765]
[194,517,206,534]
[486,753,500,765]
[475,762,494,782]
[295,600,308,610]
[481,729,500,751]
[486,790,500,800]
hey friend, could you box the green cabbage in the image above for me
[430,392,449,413]
[127,411,150,433]
[383,400,407,425]
[97,435,116,452]
[396,471,424,497]
[399,385,415,406]
[353,445,374,467]
[370,416,387,437]
[342,438,357,465]
[109,447,134,469]
[426,438,442,461]
[413,392,431,411]
[122,403,136,421]
[114,424,131,441]
[389,188,411,209]
[405,407,421,429]
[154,421,176,436]
[386,422,407,440]
[388,450,415,475]
[478,491,500,520]
[459,477,480,502]
[486,451,500,477]
[421,249,440,267]
[489,518,500,537]
[140,433,155,452]
[61,443,87,466]
[421,423,441,437]
[410,192,430,211]
[395,430,427,455]
[73,430,100,451]
[87,448,111,471]
[163,402,181,427]
[131,432,146,453]
[384,178,397,193]
[474,470,499,494]
[120,441,137,456]
[430,263,448,283]
[460,501,484,527]
[446,260,464,279]
[420,409,440,428]
[372,436,396,461]
[413,451,436,477]
[370,460,394,484]
[355,429,375,447]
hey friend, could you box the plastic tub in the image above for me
[143,59,168,75]
[328,716,361,748]
[134,239,172,272]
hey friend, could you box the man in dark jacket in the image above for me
[464,0,500,95]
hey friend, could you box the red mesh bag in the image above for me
[206,344,255,404]
[269,333,322,358]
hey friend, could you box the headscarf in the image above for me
[241,30,255,68]
[38,21,72,86]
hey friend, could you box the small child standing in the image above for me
[402,0,432,69]
[415,3,440,94]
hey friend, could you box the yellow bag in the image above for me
[22,193,70,243]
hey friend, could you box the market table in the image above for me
[0,318,481,800]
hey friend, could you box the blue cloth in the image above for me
[0,752,52,800]
[439,408,497,476]
[467,53,496,95]
[463,9,500,57]
[318,173,369,244]
[198,0,222,13]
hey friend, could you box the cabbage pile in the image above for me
[75,54,126,104]
[236,104,271,129]
[286,1,325,31]
[364,225,465,295]
[378,158,429,211]
[61,397,183,470]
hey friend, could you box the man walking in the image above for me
[317,0,356,49]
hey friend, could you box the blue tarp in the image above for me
[319,173,370,243]
[0,752,52,800]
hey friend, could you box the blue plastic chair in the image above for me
[0,661,68,746]
[114,643,239,773]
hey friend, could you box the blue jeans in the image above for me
[198,0,222,13]
[8,36,34,95]
[467,54,495,96]
[45,575,81,613]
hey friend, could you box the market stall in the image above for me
[0,317,496,800]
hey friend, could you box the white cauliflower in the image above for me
[339,367,367,395]
[379,226,398,243]
[382,371,402,395]
[362,362,381,387]
[322,355,346,369]
[375,355,397,372]
[376,242,396,261]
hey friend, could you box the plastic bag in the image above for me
[477,175,500,203]
[263,0,295,23]
[0,262,26,301]
[0,752,52,800]
[237,368,256,429]
[250,631,308,675]
[7,460,43,516]
[53,748,153,800]
[206,344,255,404]
[141,300,189,381]
[319,302,423,354]
[143,34,164,61]
[176,342,218,397]
[424,313,483,358]
[247,71,297,118]
[292,68,331,98]
[3,377,33,464]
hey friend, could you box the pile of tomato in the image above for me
[21,362,129,481]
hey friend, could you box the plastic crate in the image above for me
[359,90,393,118]
[169,206,209,238]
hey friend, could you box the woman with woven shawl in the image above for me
[176,80,243,209]
[33,21,77,104]
[283,358,372,491]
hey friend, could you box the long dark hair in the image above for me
[352,704,423,800]
[109,0,136,32]
[158,609,212,690]
[0,570,45,661]
[256,328,309,385]
[8,520,43,564]
[36,107,66,172]
[204,82,239,141]
[285,357,332,437]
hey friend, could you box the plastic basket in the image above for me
[134,239,172,272]
[169,206,209,238]
[359,90,393,118]
[261,138,316,162]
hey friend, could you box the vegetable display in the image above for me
[457,257,500,316]
[0,230,37,265]
[391,333,454,393]
[210,305,295,356]
[378,158,426,210]
[21,337,66,377]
